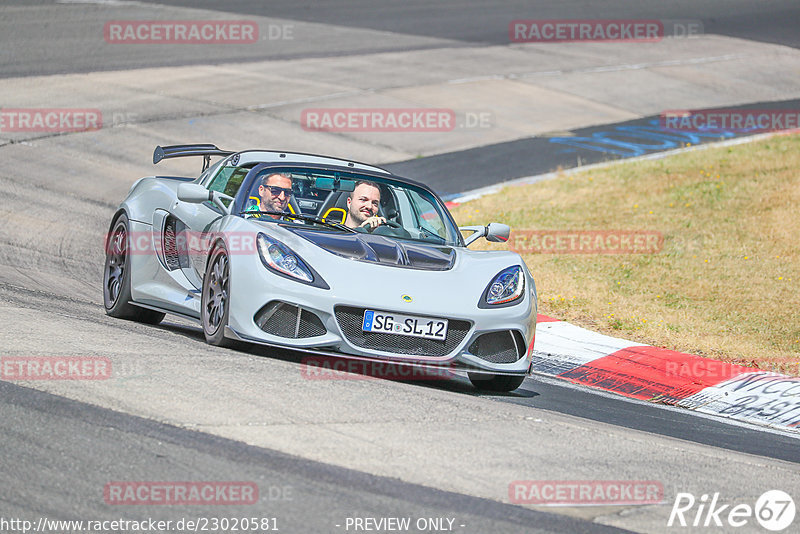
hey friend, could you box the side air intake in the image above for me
[254,301,327,339]
[468,331,525,364]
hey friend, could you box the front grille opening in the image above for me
[255,301,326,339]
[468,330,525,364]
[334,306,470,357]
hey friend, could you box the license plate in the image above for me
[362,310,448,341]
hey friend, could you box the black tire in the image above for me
[468,373,526,392]
[201,242,239,348]
[103,214,165,325]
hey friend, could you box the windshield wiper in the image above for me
[245,210,356,233]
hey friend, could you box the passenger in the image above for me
[344,180,386,230]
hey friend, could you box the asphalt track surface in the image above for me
[2,0,798,77]
[141,0,800,49]
[2,2,800,533]
[2,349,798,530]
[1,380,629,534]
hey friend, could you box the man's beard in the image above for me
[353,209,373,224]
[266,199,287,212]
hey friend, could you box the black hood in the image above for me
[288,227,456,271]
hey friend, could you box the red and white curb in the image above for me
[532,314,800,433]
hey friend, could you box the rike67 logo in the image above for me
[668,490,795,531]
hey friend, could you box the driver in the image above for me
[344,180,386,230]
[258,173,293,213]
[245,172,293,219]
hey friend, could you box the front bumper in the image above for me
[226,290,535,375]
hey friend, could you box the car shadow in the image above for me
[149,319,538,398]
[246,344,539,399]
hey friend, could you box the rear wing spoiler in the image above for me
[153,144,235,172]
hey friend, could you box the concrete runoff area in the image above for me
[1,38,798,187]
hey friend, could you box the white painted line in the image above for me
[246,90,373,111]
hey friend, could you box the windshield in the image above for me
[240,168,462,246]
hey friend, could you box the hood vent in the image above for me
[288,228,456,271]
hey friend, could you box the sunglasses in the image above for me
[263,185,293,197]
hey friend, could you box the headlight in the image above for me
[484,266,524,305]
[257,233,314,283]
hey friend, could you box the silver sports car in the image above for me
[103,144,537,391]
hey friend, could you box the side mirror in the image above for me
[459,223,511,246]
[177,183,233,215]
[177,183,212,203]
[485,222,510,243]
